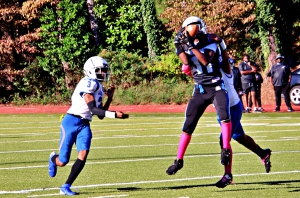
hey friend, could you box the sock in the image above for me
[224,146,232,174]
[221,121,232,149]
[177,132,192,159]
[253,145,267,159]
[65,158,86,185]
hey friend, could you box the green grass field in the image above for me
[0,112,299,198]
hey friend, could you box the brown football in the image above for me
[185,24,199,37]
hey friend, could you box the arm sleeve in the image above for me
[87,100,115,118]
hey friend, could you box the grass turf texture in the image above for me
[0,112,299,197]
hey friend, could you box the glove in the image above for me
[115,111,129,119]
[121,114,129,119]
[182,31,195,50]
[182,64,192,76]
[219,39,227,50]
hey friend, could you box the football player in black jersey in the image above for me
[166,17,233,182]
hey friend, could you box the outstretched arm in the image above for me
[84,93,129,119]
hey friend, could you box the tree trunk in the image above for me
[62,61,75,90]
[267,27,277,69]
[87,0,100,46]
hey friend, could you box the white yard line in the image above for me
[0,170,299,196]
[0,128,299,144]
[0,137,299,155]
[0,150,300,171]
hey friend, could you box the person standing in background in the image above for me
[229,57,244,110]
[249,62,264,113]
[238,55,258,113]
[267,54,294,112]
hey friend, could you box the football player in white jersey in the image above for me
[216,46,272,188]
[47,56,129,196]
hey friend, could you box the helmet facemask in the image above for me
[95,65,110,82]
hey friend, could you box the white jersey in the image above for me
[220,69,240,107]
[67,77,105,121]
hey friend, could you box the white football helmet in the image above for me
[83,56,110,82]
[182,16,207,34]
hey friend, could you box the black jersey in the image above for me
[174,32,222,85]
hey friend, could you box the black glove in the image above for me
[182,31,195,50]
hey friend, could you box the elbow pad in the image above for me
[182,64,192,76]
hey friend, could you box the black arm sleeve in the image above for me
[87,100,110,117]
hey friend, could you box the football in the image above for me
[185,24,200,37]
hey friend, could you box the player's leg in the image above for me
[166,86,208,175]
[214,88,233,188]
[48,114,78,177]
[60,120,92,196]
[213,88,231,165]
[228,101,272,172]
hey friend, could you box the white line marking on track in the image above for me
[1,170,299,196]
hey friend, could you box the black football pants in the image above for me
[182,85,230,134]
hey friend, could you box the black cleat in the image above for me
[261,149,272,173]
[166,158,183,175]
[220,148,231,165]
[216,173,234,188]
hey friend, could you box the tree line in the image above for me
[0,0,299,104]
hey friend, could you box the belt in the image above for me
[67,113,89,121]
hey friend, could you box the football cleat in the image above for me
[166,158,184,175]
[48,151,57,177]
[261,149,272,173]
[60,184,78,196]
[215,173,234,188]
[220,148,231,165]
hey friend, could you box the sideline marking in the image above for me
[0,170,299,195]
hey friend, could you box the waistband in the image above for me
[67,113,89,121]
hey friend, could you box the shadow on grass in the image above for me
[115,179,300,192]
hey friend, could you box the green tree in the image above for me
[38,0,98,92]
[141,0,161,59]
[94,0,147,54]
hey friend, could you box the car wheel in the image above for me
[289,85,300,105]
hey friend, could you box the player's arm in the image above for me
[181,31,212,66]
[102,84,115,110]
[175,43,193,78]
[84,93,128,119]
[190,48,213,66]
[207,33,221,43]
[218,39,231,74]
